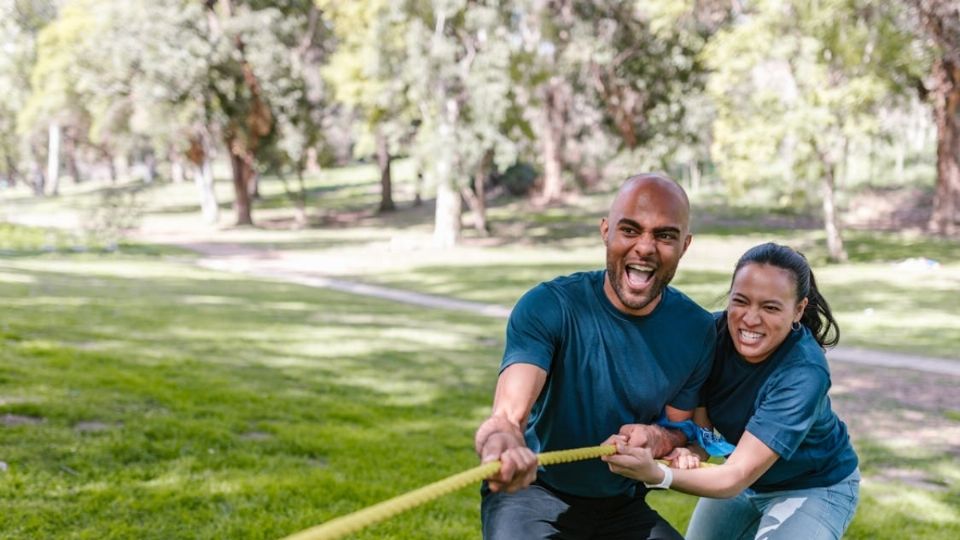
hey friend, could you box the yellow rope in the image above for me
[281,444,712,540]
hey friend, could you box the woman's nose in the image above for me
[743,309,761,325]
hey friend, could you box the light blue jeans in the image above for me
[686,469,860,540]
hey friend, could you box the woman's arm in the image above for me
[603,429,779,498]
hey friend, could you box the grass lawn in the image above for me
[0,245,501,538]
[2,165,959,538]
[0,225,958,538]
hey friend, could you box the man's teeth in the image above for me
[740,330,763,343]
[625,264,653,284]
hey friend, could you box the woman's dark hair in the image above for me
[731,242,840,349]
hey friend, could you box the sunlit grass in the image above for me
[0,232,506,538]
[2,165,960,538]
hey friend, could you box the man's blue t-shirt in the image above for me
[501,271,716,497]
[702,312,859,492]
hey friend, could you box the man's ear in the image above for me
[681,234,692,256]
[600,218,609,245]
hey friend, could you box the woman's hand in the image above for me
[664,446,701,470]
[601,440,663,483]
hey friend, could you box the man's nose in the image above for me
[632,233,656,256]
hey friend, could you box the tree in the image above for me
[404,0,520,246]
[704,0,918,261]
[16,0,90,196]
[508,0,720,202]
[904,0,960,235]
[0,0,56,189]
[320,0,417,213]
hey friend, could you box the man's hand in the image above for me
[474,364,547,493]
[477,430,538,493]
[617,424,685,458]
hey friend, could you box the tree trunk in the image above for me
[46,122,61,196]
[207,0,272,226]
[539,78,567,204]
[105,150,117,184]
[194,159,219,224]
[228,145,254,226]
[30,154,45,197]
[64,128,82,184]
[144,151,156,184]
[413,168,423,207]
[293,169,308,227]
[461,150,491,236]
[434,176,462,248]
[305,147,321,176]
[376,126,395,212]
[247,169,260,200]
[819,151,847,262]
[928,58,960,235]
[433,97,463,247]
[4,156,21,187]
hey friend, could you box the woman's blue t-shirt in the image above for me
[502,271,716,497]
[703,312,859,492]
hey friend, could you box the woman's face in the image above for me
[727,263,808,364]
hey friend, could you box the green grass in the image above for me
[0,246,502,538]
[2,165,959,538]
[1,225,958,538]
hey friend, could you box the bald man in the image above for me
[475,174,717,539]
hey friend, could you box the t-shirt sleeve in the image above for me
[745,364,829,459]
[669,320,717,411]
[500,284,564,373]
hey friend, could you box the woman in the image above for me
[603,242,859,539]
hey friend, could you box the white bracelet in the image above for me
[643,463,673,489]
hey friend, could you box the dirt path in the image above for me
[162,237,960,377]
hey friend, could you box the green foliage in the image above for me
[320,0,414,157]
[704,0,926,205]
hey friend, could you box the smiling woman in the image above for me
[603,242,859,540]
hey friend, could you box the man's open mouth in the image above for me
[625,263,655,288]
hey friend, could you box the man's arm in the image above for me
[475,363,547,493]
[616,404,691,458]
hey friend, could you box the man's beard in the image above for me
[607,261,674,312]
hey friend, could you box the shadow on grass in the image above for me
[0,261,501,538]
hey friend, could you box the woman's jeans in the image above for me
[686,469,860,540]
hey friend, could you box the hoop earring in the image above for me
[792,321,802,331]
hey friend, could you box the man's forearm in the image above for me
[655,426,688,458]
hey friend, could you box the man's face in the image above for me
[600,180,691,316]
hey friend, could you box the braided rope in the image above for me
[282,444,711,540]
[281,445,616,540]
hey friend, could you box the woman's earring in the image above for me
[792,321,802,331]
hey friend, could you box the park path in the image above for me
[158,237,960,378]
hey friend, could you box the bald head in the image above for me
[600,172,692,316]
[610,173,690,230]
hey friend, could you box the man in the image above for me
[474,173,717,539]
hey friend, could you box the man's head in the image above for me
[600,173,692,316]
